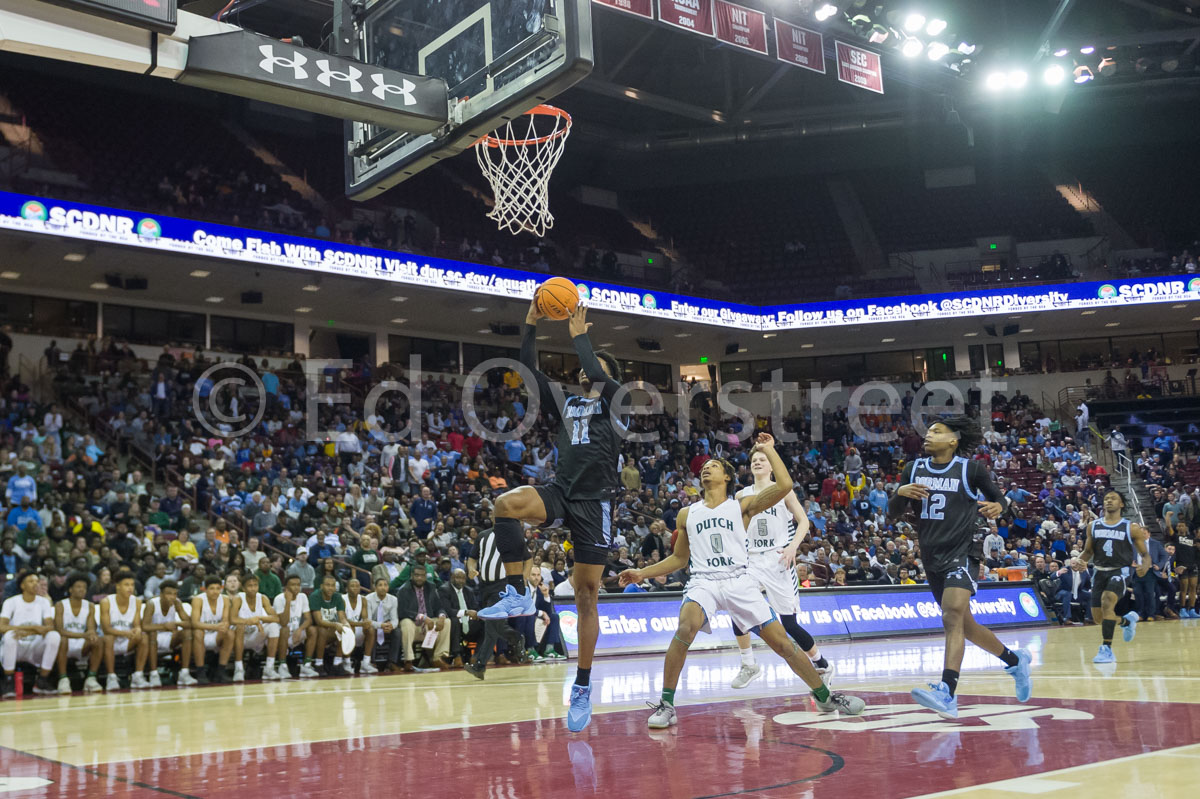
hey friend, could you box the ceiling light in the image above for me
[925,18,946,36]
[881,337,896,343]
[763,333,777,339]
[1053,48,1069,57]
[624,88,639,99]
[815,3,838,22]
[985,71,1008,90]
[536,334,550,340]
[801,343,814,349]
[1080,310,1096,315]
[190,270,210,278]
[901,38,924,57]
[614,325,629,330]
[927,42,950,60]
[1097,57,1117,77]
[957,41,976,55]
[1079,46,1094,55]
[1172,304,1188,309]
[1193,316,1200,322]
[390,295,407,302]
[205,296,224,303]
[63,253,86,262]
[476,329,491,335]
[0,271,19,279]
[1105,322,1120,327]
[674,332,691,338]
[1020,328,1034,333]
[89,282,109,290]
[963,332,978,337]
[903,13,925,32]
[1043,63,1066,84]
[295,307,312,313]
[1161,55,1179,72]
[471,306,487,312]
[1008,69,1028,88]
[601,343,615,348]
[302,284,320,292]
[391,318,407,324]
[737,347,748,353]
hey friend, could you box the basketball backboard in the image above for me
[340,0,593,200]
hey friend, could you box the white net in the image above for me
[475,105,571,237]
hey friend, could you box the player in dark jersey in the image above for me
[476,299,623,732]
[1170,521,1198,619]
[888,417,1032,719]
[1074,490,1150,662]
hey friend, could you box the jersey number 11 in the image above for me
[571,418,591,445]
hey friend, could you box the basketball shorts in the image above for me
[202,631,220,651]
[1179,563,1198,578]
[536,485,614,565]
[67,637,88,660]
[927,554,979,605]
[683,573,776,636]
[4,633,54,668]
[1092,568,1130,607]
[242,625,269,653]
[113,635,133,655]
[747,551,800,616]
[156,631,177,653]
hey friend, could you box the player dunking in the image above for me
[619,434,866,728]
[477,300,624,732]
[729,448,832,689]
[1072,490,1147,662]
[887,417,1032,718]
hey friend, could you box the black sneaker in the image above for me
[194,670,210,686]
[213,665,230,684]
[463,662,486,681]
[33,675,56,695]
[331,662,351,677]
[2,676,15,699]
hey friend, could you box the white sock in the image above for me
[333,657,343,666]
[179,668,190,676]
[266,657,275,669]
[739,646,755,667]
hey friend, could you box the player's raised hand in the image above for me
[896,483,930,500]
[751,432,775,454]
[977,500,1005,519]
[526,297,544,325]
[568,304,592,337]
[618,568,642,587]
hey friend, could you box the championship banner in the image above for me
[657,0,714,36]
[775,19,825,74]
[835,40,884,94]
[3,191,1199,331]
[557,584,1049,656]
[713,0,767,55]
[592,0,655,19]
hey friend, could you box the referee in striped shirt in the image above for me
[464,528,528,679]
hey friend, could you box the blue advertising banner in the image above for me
[4,190,1198,331]
[555,583,1047,655]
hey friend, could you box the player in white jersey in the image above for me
[101,571,150,691]
[273,574,319,679]
[342,578,378,675]
[191,575,235,684]
[54,573,103,694]
[1,570,61,697]
[231,572,280,682]
[620,434,866,728]
[142,580,193,686]
[729,450,831,689]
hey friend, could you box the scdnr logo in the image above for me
[1097,284,1117,299]
[136,218,162,238]
[20,201,48,221]
[1189,277,1200,293]
[1019,591,1040,618]
[559,610,579,645]
[774,703,1093,733]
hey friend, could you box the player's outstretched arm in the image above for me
[741,434,793,519]
[520,298,563,423]
[621,509,690,586]
[569,306,621,401]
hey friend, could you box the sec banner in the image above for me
[658,0,714,36]
[592,0,654,18]
[713,0,767,54]
[775,20,825,74]
[835,40,884,94]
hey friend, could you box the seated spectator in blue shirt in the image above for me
[6,497,42,530]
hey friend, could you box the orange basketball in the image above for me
[535,277,580,320]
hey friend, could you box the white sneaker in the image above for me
[299,662,320,679]
[647,701,678,728]
[233,663,245,682]
[276,663,293,680]
[815,691,866,716]
[177,670,198,687]
[105,674,121,692]
[148,671,162,688]
[130,672,149,690]
[731,662,763,689]
[262,664,279,681]
[359,661,379,675]
[57,676,72,695]
[83,675,103,693]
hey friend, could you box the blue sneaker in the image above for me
[1093,644,1115,663]
[1122,611,1139,642]
[1184,609,1198,619]
[911,682,958,719]
[567,682,593,732]
[1005,648,1033,703]
[478,585,536,619]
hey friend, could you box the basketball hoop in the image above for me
[475,104,572,237]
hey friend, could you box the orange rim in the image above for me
[477,104,572,147]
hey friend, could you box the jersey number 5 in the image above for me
[920,494,946,521]
[571,418,591,445]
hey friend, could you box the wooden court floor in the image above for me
[0,620,1197,798]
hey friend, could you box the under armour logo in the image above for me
[316,60,362,92]
[258,45,307,80]
[371,74,416,105]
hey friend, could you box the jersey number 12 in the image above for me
[571,417,591,445]
[920,494,946,521]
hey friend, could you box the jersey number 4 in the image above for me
[920,494,946,521]
[571,418,591,445]
[1102,540,1114,558]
